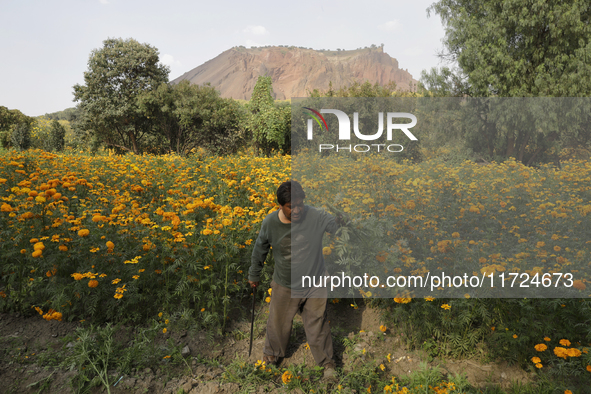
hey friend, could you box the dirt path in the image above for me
[0,302,531,393]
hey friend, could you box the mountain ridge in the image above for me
[172,46,417,100]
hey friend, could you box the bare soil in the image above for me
[0,301,531,393]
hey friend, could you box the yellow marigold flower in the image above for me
[425,296,435,301]
[114,293,123,299]
[535,363,543,369]
[322,246,332,256]
[111,278,121,284]
[32,250,42,258]
[30,238,39,244]
[573,280,586,290]
[265,297,271,303]
[78,229,89,237]
[441,303,451,310]
[202,229,213,235]
[281,370,293,384]
[33,242,45,251]
[158,312,163,318]
[380,325,387,333]
[162,328,167,334]
[565,348,582,357]
[88,280,98,288]
[554,347,568,359]
[536,241,545,248]
[132,275,139,280]
[165,319,169,325]
[451,232,460,238]
[106,241,114,249]
[71,273,83,281]
[559,339,571,347]
[535,344,548,352]
[268,288,272,295]
[531,357,541,363]
[379,364,385,371]
[554,245,561,252]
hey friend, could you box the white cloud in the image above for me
[243,25,269,36]
[378,20,402,32]
[160,54,181,67]
[99,0,109,4]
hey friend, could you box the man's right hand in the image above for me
[248,280,259,288]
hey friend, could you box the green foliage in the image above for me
[48,120,66,152]
[138,81,247,155]
[426,0,591,164]
[309,80,398,98]
[73,37,169,154]
[247,76,291,155]
[11,123,31,151]
[0,106,34,150]
[429,0,591,97]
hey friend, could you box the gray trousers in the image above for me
[263,280,334,367]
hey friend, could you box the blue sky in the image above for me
[0,0,446,116]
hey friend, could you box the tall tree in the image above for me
[427,0,591,163]
[429,0,591,97]
[138,81,247,155]
[248,76,291,155]
[73,38,169,154]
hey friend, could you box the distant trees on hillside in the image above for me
[0,106,34,150]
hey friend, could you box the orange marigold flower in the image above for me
[573,280,586,290]
[534,344,548,352]
[544,337,551,342]
[565,348,582,357]
[559,339,571,347]
[88,280,98,288]
[380,325,387,333]
[59,245,68,251]
[281,370,293,384]
[554,347,568,359]
[32,250,42,258]
[586,365,591,372]
[535,363,543,369]
[106,241,114,249]
[531,357,541,363]
[78,229,90,237]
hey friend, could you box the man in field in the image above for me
[248,180,339,381]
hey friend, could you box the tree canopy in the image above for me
[429,0,591,97]
[73,38,169,154]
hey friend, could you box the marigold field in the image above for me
[1,149,591,391]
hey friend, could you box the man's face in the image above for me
[280,198,304,223]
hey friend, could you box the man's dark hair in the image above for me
[277,180,306,206]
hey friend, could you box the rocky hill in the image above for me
[172,46,417,100]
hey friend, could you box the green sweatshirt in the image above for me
[249,205,338,289]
